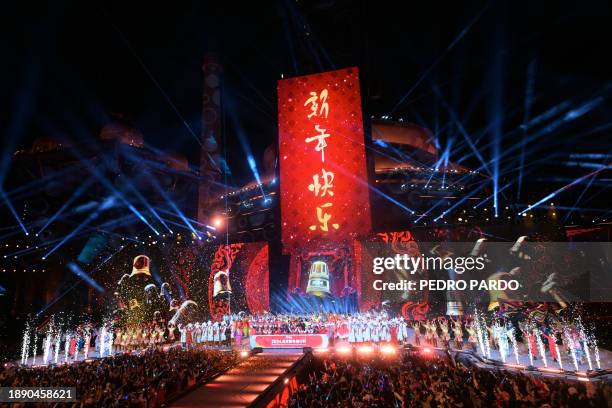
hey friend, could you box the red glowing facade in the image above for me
[278,67,372,250]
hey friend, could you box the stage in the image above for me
[14,333,612,375]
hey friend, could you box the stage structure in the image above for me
[278,67,372,312]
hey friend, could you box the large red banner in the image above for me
[278,67,372,251]
[250,334,329,349]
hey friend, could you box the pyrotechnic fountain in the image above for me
[99,325,107,358]
[42,326,52,365]
[593,338,601,370]
[564,330,580,371]
[534,328,547,368]
[493,321,507,363]
[83,331,91,360]
[107,329,114,356]
[20,324,30,365]
[555,341,563,370]
[54,333,60,364]
[507,325,520,364]
[475,319,485,356]
[64,333,70,362]
[31,333,38,365]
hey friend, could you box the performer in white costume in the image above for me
[348,317,356,343]
[206,321,214,345]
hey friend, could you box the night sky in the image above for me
[2,1,611,185]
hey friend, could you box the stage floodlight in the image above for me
[358,345,373,354]
[380,345,397,354]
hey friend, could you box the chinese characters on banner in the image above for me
[278,68,372,250]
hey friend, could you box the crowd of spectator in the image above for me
[288,352,611,407]
[0,347,237,407]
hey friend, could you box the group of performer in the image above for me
[176,318,243,348]
[243,311,598,369]
[112,323,172,353]
[23,309,600,372]
[112,319,248,352]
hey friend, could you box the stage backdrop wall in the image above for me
[101,240,269,322]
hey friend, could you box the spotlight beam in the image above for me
[327,159,416,216]
[450,111,612,194]
[446,141,574,213]
[519,166,611,215]
[0,165,80,205]
[230,81,276,122]
[67,262,105,294]
[430,81,493,177]
[36,245,126,317]
[156,196,197,238]
[515,204,610,213]
[154,207,216,230]
[115,176,171,234]
[2,209,139,257]
[518,58,537,200]
[0,189,29,236]
[120,149,211,237]
[473,180,515,209]
[432,181,489,222]
[534,176,612,186]
[36,177,95,236]
[64,145,160,236]
[389,2,489,115]
[123,150,201,179]
[227,105,267,200]
[43,196,117,259]
[594,209,612,222]
[138,171,200,238]
[159,218,211,237]
[36,110,157,235]
[90,150,167,235]
[454,94,607,181]
[563,152,611,222]
[0,49,44,188]
[520,100,572,130]
[126,204,159,235]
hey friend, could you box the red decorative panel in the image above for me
[175,245,198,298]
[250,334,329,348]
[207,242,269,320]
[245,244,269,314]
[208,243,243,320]
[278,67,371,250]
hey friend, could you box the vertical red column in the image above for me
[278,67,372,301]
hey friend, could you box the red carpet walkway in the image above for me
[169,351,302,408]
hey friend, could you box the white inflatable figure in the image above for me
[348,317,356,343]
